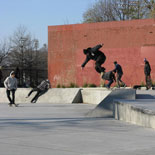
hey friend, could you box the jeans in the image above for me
[6,89,16,104]
[95,55,106,73]
[106,79,114,88]
[145,75,152,89]
[28,88,48,103]
[116,74,125,87]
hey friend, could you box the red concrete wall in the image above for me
[48,19,155,87]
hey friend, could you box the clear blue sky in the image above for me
[0,0,96,47]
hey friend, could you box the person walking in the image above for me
[4,71,18,107]
[101,70,116,89]
[144,58,152,90]
[26,79,50,103]
[113,61,126,88]
[81,44,106,74]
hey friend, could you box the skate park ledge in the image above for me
[0,87,134,104]
[114,99,155,129]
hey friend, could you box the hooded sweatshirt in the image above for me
[4,71,18,90]
[37,80,50,91]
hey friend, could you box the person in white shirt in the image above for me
[4,71,18,107]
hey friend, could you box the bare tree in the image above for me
[83,0,151,23]
[0,39,11,67]
[83,0,117,23]
[8,25,47,87]
[144,0,155,18]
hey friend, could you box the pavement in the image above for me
[0,103,155,155]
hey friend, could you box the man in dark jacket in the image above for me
[113,61,126,88]
[144,58,152,90]
[101,70,116,89]
[81,44,106,74]
[26,79,51,103]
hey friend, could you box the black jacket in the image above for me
[114,64,123,75]
[102,71,115,81]
[144,61,151,76]
[81,44,106,67]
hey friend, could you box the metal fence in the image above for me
[0,68,47,88]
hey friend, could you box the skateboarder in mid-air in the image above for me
[101,70,116,89]
[81,44,106,74]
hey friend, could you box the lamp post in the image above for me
[20,37,27,87]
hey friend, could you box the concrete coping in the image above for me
[114,99,155,129]
[114,99,155,115]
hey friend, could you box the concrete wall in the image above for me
[48,19,155,87]
[114,100,155,129]
[0,88,135,107]
[0,88,82,104]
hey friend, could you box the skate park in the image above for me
[1,88,155,154]
[1,16,155,155]
[1,87,155,130]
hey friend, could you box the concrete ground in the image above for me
[0,103,155,155]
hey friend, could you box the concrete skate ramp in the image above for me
[0,88,82,104]
[114,99,155,129]
[81,88,111,104]
[87,89,136,117]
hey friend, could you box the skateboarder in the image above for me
[26,79,50,103]
[144,58,152,90]
[101,70,116,89]
[113,61,126,88]
[4,71,18,107]
[81,44,106,74]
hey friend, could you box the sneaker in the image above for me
[31,100,36,103]
[8,103,12,107]
[105,85,110,89]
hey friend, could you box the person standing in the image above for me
[113,61,126,88]
[26,79,51,103]
[144,58,152,90]
[4,71,18,107]
[101,70,116,89]
[81,44,106,74]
